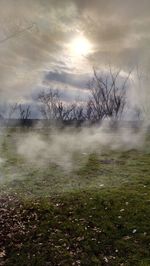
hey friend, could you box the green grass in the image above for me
[0,130,150,265]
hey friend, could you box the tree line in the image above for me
[0,68,145,126]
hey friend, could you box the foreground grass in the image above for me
[0,186,150,266]
[0,130,150,265]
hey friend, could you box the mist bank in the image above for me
[0,118,149,129]
[15,120,148,171]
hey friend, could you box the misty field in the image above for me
[0,128,150,266]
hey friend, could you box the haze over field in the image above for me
[16,125,147,171]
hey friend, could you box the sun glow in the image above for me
[69,35,92,56]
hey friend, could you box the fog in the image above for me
[16,122,147,171]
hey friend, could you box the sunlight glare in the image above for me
[70,36,92,56]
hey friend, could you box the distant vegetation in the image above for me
[1,68,144,127]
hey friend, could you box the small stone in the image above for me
[132,229,137,234]
[104,256,109,263]
[120,209,125,212]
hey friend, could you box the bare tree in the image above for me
[7,103,18,119]
[37,89,75,123]
[87,68,131,122]
[70,103,85,123]
[37,89,58,120]
[18,104,31,123]
[37,68,131,126]
[0,102,18,120]
[5,103,18,127]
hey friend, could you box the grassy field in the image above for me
[0,129,150,265]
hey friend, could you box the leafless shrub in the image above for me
[87,68,131,122]
[37,89,75,123]
[37,68,131,126]
[18,104,31,121]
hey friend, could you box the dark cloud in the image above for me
[45,71,90,90]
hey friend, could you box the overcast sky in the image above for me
[0,0,150,106]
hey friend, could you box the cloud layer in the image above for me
[0,0,150,107]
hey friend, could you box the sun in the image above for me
[69,35,92,56]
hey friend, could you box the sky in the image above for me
[0,0,150,111]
